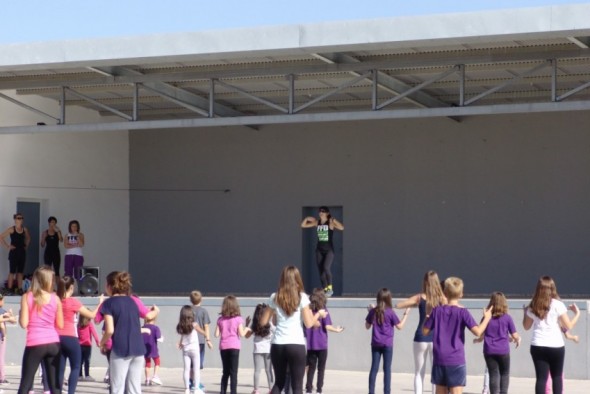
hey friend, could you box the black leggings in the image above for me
[44,251,61,276]
[530,345,565,394]
[306,349,328,393]
[80,345,92,377]
[484,353,510,394]
[271,344,306,394]
[315,248,334,288]
[18,342,61,394]
[220,349,240,394]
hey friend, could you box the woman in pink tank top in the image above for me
[17,266,64,394]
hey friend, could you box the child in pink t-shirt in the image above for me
[78,316,100,381]
[215,295,250,394]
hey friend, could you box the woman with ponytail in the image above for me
[395,270,446,394]
[17,266,63,394]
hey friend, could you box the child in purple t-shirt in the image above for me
[365,288,409,394]
[304,288,344,394]
[142,316,163,386]
[423,277,492,394]
[474,292,521,394]
[215,295,250,394]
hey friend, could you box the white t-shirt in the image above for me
[65,233,83,256]
[526,298,567,347]
[253,324,275,354]
[268,292,310,345]
[180,329,200,351]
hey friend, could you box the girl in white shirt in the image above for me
[522,276,580,394]
[260,266,327,394]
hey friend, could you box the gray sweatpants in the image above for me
[253,353,274,390]
[109,353,144,394]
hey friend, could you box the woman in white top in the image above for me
[64,220,85,279]
[522,276,580,394]
[260,266,327,394]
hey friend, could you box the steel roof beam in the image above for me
[2,100,590,135]
[0,92,60,123]
[97,66,245,118]
[0,48,588,91]
[314,53,451,109]
[65,87,132,121]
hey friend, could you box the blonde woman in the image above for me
[395,271,446,394]
[260,266,327,394]
[523,276,580,394]
[18,267,64,394]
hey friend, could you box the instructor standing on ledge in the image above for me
[301,206,344,297]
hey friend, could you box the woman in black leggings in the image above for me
[522,276,580,394]
[301,206,344,297]
[260,266,327,394]
[18,267,64,394]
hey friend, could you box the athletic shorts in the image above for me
[145,356,160,368]
[431,364,466,387]
[8,249,26,274]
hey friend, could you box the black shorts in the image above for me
[8,249,26,274]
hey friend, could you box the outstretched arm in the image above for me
[395,294,421,309]
[301,217,318,228]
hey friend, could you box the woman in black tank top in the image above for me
[300,206,344,297]
[41,216,63,276]
[0,213,31,293]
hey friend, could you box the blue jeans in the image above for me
[59,335,82,394]
[369,345,393,394]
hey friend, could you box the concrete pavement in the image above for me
[1,365,588,393]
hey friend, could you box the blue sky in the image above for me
[1,0,585,44]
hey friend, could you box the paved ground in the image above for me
[1,366,587,393]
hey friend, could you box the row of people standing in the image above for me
[0,215,85,294]
[384,271,580,394]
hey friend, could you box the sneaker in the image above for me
[103,376,110,384]
[199,383,205,390]
[144,379,151,386]
[325,288,334,297]
[151,376,163,385]
[85,376,95,382]
[252,390,260,394]
[194,389,206,394]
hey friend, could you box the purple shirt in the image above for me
[483,314,516,356]
[217,316,243,350]
[365,307,400,347]
[305,308,333,350]
[142,323,162,358]
[423,305,477,365]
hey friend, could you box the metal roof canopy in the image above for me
[1,4,590,134]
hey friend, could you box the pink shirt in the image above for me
[26,292,60,347]
[217,316,243,350]
[57,297,83,337]
[78,323,100,346]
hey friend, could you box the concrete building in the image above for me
[0,4,589,378]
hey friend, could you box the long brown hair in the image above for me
[422,270,445,314]
[31,267,54,312]
[373,288,393,325]
[274,266,305,316]
[57,276,76,300]
[487,292,508,317]
[529,276,559,320]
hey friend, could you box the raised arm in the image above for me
[330,217,344,231]
[470,306,492,337]
[558,303,581,331]
[395,294,421,309]
[302,305,328,329]
[395,308,411,330]
[79,294,105,319]
[301,217,318,228]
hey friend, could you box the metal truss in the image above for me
[1,52,590,133]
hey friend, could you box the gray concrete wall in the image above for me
[2,296,588,379]
[129,112,590,297]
